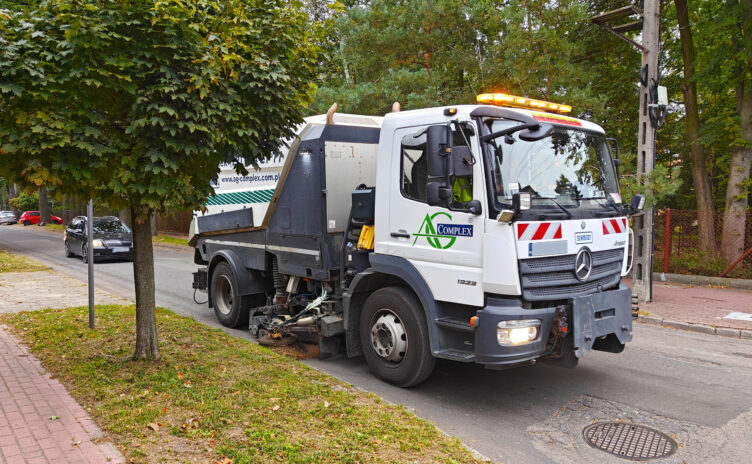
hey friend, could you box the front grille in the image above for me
[519,249,624,301]
[104,240,132,247]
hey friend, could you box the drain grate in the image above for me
[582,422,677,461]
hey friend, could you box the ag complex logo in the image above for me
[412,212,473,249]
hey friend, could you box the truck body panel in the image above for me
[190,101,636,386]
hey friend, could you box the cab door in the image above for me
[382,123,485,307]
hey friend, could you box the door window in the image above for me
[399,126,476,209]
[400,132,428,202]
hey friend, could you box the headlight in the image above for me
[92,239,104,248]
[497,319,541,346]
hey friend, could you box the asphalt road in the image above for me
[2,224,752,464]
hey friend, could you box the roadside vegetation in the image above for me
[153,235,189,247]
[1,305,485,464]
[0,249,49,273]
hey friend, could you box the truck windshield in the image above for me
[485,119,619,211]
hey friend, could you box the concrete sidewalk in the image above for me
[628,278,752,338]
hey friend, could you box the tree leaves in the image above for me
[0,0,322,215]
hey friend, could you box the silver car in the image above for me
[0,211,17,225]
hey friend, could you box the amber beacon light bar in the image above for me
[477,93,572,114]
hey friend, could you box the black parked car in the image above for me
[64,216,133,263]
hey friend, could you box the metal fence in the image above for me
[653,209,752,279]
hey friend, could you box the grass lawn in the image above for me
[1,305,485,464]
[0,249,50,272]
[153,235,189,247]
[44,223,66,231]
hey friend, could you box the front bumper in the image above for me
[92,248,133,259]
[474,283,632,366]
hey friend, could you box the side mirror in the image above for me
[519,123,553,141]
[427,182,452,207]
[512,192,531,213]
[630,194,646,211]
[426,125,449,177]
[466,199,482,216]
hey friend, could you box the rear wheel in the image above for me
[210,262,250,328]
[360,287,435,387]
[22,220,30,226]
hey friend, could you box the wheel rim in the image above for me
[65,241,69,254]
[82,245,87,262]
[370,309,408,363]
[215,275,234,316]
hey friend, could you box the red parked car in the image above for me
[19,211,63,226]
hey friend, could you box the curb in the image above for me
[654,272,752,291]
[637,314,752,340]
[153,241,191,252]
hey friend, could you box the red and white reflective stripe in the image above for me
[516,222,562,241]
[602,218,628,235]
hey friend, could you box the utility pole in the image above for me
[593,0,662,303]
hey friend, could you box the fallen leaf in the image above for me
[72,440,81,447]
[48,416,59,421]
[323,401,331,408]
[272,404,280,411]
[147,423,159,432]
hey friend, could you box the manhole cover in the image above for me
[582,422,677,461]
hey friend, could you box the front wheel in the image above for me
[210,262,250,328]
[64,240,74,258]
[81,244,89,263]
[22,220,30,226]
[360,287,435,387]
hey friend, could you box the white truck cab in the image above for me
[190,95,641,387]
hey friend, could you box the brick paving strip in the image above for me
[0,326,124,464]
[0,270,128,463]
[630,279,752,340]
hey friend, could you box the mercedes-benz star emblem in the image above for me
[580,221,586,230]
[574,248,593,281]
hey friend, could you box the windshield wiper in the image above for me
[545,197,573,219]
[522,187,573,220]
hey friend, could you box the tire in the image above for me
[360,286,435,387]
[64,240,74,258]
[210,262,250,328]
[81,243,89,263]
[23,220,30,226]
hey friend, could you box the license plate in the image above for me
[112,247,130,253]
[575,232,593,244]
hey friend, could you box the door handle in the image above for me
[390,232,411,239]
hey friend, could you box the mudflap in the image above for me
[571,283,633,358]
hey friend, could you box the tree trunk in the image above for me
[131,206,159,360]
[118,208,130,228]
[9,184,17,216]
[38,185,51,225]
[675,0,716,253]
[720,0,752,263]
